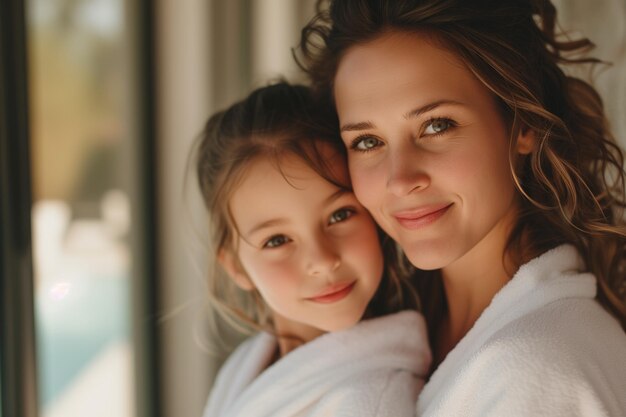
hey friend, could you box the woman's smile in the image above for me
[392,203,453,230]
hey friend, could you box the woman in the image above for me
[297,0,626,415]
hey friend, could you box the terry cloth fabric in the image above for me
[203,310,431,417]
[417,244,626,417]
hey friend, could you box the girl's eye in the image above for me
[351,136,382,152]
[263,235,291,249]
[423,118,455,135]
[329,208,355,225]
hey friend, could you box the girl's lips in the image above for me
[307,281,356,304]
[393,203,453,230]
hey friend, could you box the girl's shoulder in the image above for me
[219,332,276,380]
[320,310,430,363]
[202,333,277,417]
[354,309,427,333]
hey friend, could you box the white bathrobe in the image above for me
[203,310,431,417]
[417,244,626,417]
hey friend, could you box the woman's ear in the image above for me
[516,126,536,155]
[217,249,255,291]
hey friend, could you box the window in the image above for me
[1,0,157,416]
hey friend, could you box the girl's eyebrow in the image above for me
[244,189,348,238]
[325,188,348,204]
[245,218,287,238]
[339,99,464,133]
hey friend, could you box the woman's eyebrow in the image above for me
[340,121,374,133]
[340,99,464,133]
[403,100,464,119]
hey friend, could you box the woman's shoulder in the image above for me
[471,298,626,414]
[488,296,626,360]
[473,243,625,367]
[418,298,626,416]
[476,296,626,383]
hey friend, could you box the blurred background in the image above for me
[0,1,624,417]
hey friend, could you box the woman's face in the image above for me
[334,32,532,272]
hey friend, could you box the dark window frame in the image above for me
[0,0,38,416]
[0,0,160,416]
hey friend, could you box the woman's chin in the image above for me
[401,241,454,271]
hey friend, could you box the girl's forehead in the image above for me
[230,144,347,199]
[227,153,351,238]
[276,142,349,184]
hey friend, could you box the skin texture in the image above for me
[334,31,534,359]
[220,147,384,356]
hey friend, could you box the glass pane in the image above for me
[26,0,137,415]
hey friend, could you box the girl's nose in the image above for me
[305,238,341,276]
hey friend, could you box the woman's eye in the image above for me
[263,235,291,249]
[423,118,454,135]
[329,208,355,224]
[351,136,382,151]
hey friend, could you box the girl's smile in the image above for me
[306,280,356,303]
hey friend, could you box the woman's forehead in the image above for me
[333,31,490,124]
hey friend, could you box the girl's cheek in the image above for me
[353,172,381,209]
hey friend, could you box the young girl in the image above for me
[195,82,431,417]
[298,0,626,415]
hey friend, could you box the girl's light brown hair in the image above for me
[195,81,419,335]
[296,0,626,339]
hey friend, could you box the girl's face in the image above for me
[223,146,383,343]
[334,32,533,273]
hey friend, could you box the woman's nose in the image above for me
[305,237,341,276]
[386,148,430,196]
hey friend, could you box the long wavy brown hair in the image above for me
[194,81,420,336]
[296,0,626,340]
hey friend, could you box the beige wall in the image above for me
[155,2,212,417]
[555,0,626,144]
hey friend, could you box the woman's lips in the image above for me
[393,203,453,230]
[307,281,356,304]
